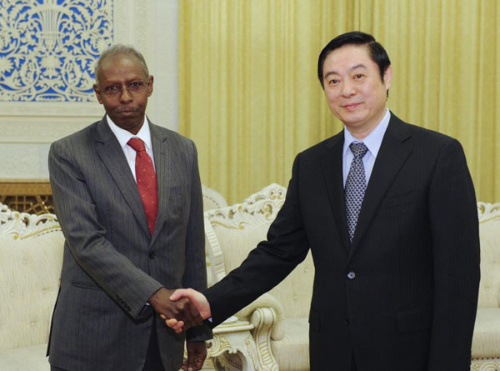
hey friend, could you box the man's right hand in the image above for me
[149,288,203,330]
[162,288,212,333]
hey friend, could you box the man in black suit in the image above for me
[168,31,481,371]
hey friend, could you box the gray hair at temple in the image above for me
[94,44,150,86]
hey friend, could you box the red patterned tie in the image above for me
[128,138,158,235]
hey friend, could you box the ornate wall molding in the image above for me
[0,0,179,181]
[0,0,113,148]
[0,0,113,103]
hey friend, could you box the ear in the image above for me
[93,84,104,104]
[383,65,392,90]
[147,75,154,96]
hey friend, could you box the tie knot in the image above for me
[350,142,368,159]
[128,137,146,152]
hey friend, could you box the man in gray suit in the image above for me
[48,45,209,371]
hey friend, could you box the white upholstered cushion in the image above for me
[271,318,310,371]
[0,343,50,371]
[477,215,500,308]
[212,220,314,319]
[472,308,500,358]
[0,231,64,351]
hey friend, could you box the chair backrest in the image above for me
[477,202,500,308]
[204,184,314,319]
[0,204,64,350]
[202,184,228,211]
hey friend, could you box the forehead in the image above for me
[98,54,147,81]
[323,45,375,75]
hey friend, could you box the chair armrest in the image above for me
[234,292,285,341]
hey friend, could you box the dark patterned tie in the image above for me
[345,142,368,242]
[128,138,158,235]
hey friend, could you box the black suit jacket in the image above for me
[205,113,480,371]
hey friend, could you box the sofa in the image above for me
[204,184,500,370]
[0,184,499,371]
[0,203,64,370]
[0,187,226,371]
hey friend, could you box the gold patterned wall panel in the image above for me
[0,181,53,215]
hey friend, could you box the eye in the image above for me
[128,81,145,91]
[354,73,364,79]
[328,78,339,86]
[104,85,120,93]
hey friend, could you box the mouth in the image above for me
[115,107,139,114]
[342,102,362,111]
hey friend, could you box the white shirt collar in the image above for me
[343,109,390,158]
[106,116,153,152]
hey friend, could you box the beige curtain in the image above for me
[179,0,499,204]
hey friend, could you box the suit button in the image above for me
[149,252,155,259]
[347,271,356,280]
[344,318,350,326]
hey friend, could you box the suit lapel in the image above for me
[349,114,412,258]
[94,117,150,236]
[150,122,171,245]
[319,131,351,250]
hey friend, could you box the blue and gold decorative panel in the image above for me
[0,0,113,102]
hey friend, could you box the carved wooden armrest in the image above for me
[234,292,285,341]
[249,307,279,370]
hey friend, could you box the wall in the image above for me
[0,0,179,179]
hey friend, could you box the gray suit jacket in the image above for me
[47,117,210,371]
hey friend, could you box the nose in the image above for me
[341,80,356,97]
[119,86,133,102]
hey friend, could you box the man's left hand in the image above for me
[183,341,207,371]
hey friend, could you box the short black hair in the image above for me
[94,44,150,87]
[317,31,391,88]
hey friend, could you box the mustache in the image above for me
[115,107,140,113]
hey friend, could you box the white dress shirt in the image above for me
[342,109,390,187]
[106,116,156,181]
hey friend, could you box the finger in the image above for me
[184,302,203,328]
[179,300,200,326]
[165,319,186,331]
[166,318,185,333]
[165,318,178,327]
[186,355,196,371]
[169,288,189,301]
[184,312,203,328]
[195,348,207,369]
[195,355,205,370]
[171,321,185,333]
[174,299,197,328]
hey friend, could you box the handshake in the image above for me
[149,288,211,333]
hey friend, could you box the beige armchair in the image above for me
[204,185,500,371]
[0,185,228,371]
[472,202,500,369]
[204,184,313,370]
[0,204,64,370]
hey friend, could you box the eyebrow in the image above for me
[324,63,368,80]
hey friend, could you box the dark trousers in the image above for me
[51,319,165,371]
[351,353,357,371]
[144,317,165,371]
